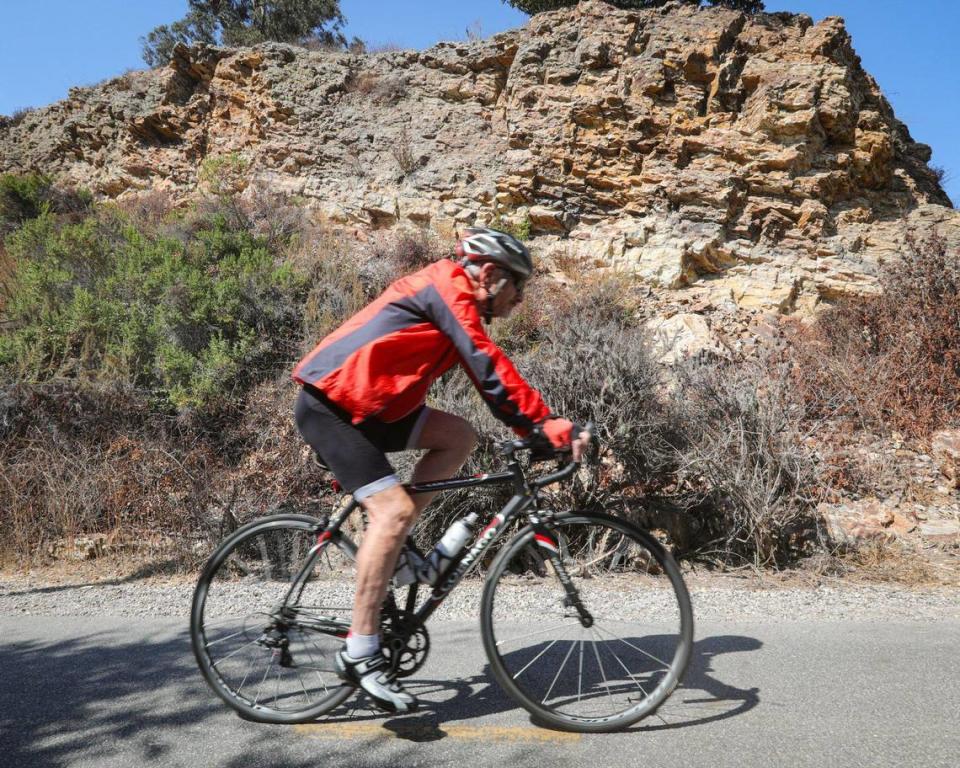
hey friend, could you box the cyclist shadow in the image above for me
[317,632,761,738]
[625,633,762,732]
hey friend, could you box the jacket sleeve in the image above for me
[416,282,551,434]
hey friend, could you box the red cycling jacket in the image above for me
[292,259,552,433]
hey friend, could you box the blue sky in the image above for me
[0,1,956,204]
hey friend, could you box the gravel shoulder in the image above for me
[2,571,958,622]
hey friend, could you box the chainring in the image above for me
[380,610,430,678]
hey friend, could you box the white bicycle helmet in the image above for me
[456,227,533,281]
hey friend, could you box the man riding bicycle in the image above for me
[291,227,590,713]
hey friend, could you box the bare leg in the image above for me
[349,411,477,636]
[351,484,417,636]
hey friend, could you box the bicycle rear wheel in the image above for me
[480,511,693,733]
[190,514,357,723]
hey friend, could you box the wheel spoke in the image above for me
[589,628,620,715]
[482,514,692,730]
[273,654,283,705]
[237,665,252,697]
[299,631,331,694]
[512,638,558,681]
[214,636,262,663]
[204,628,248,648]
[254,653,275,705]
[577,639,584,704]
[591,621,673,671]
[495,621,571,648]
[541,639,578,705]
[295,665,312,703]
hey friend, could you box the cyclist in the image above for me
[291,227,590,713]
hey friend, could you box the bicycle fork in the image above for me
[533,525,594,628]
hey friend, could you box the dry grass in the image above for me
[784,233,960,439]
[0,378,334,568]
[346,71,408,104]
[801,542,959,587]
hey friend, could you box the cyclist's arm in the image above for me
[415,283,551,434]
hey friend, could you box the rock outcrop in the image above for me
[1,0,957,319]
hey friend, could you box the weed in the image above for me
[346,71,408,104]
[489,212,532,242]
[391,127,422,175]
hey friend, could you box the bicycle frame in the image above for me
[282,449,582,630]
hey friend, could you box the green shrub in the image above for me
[0,173,52,234]
[1,203,308,409]
[199,152,250,198]
[488,213,532,242]
[0,173,93,237]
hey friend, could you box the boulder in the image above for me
[645,312,728,365]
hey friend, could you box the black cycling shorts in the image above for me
[294,385,430,500]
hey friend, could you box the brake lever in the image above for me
[499,438,529,457]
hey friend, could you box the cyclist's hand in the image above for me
[540,418,591,462]
[541,418,574,450]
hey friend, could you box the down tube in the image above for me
[416,494,532,622]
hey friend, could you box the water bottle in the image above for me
[419,513,479,586]
[392,540,426,586]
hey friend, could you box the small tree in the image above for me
[502,1,765,15]
[142,0,347,67]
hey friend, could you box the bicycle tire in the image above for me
[190,514,357,723]
[480,511,693,733]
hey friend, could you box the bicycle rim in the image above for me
[190,515,356,723]
[481,512,693,732]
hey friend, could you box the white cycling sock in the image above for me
[346,631,380,659]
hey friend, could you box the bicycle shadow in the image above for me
[0,623,381,768]
[0,618,759,767]
[316,632,761,739]
[0,625,214,766]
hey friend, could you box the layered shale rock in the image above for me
[2,0,956,320]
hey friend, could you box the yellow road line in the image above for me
[294,723,581,743]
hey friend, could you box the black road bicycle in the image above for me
[190,431,694,733]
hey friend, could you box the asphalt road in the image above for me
[1,616,957,768]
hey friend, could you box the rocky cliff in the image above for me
[2,0,957,321]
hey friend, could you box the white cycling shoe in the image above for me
[334,650,418,714]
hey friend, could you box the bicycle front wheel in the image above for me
[480,511,693,732]
[190,514,357,723]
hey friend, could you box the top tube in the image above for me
[405,471,516,495]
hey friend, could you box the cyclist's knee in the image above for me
[363,484,417,533]
[446,414,478,452]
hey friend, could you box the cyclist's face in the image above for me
[490,269,524,318]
